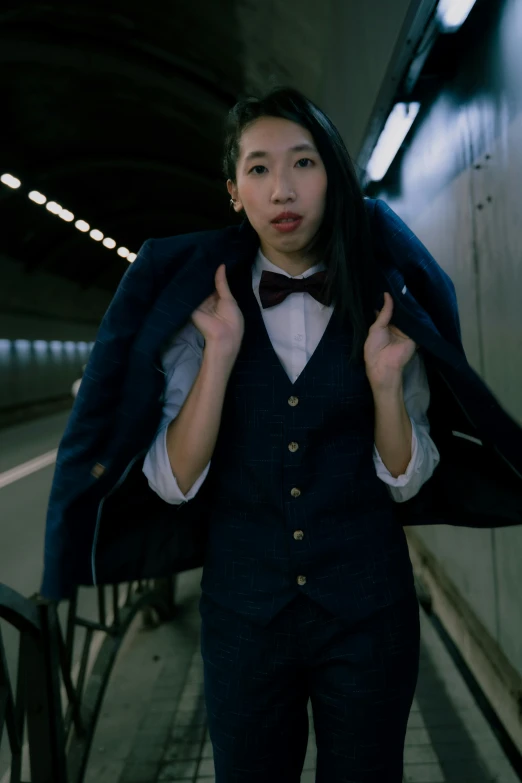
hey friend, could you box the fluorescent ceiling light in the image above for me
[366,102,421,182]
[437,0,477,32]
[29,191,47,205]
[4,168,137,264]
[1,173,21,189]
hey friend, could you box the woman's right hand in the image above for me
[190,264,245,359]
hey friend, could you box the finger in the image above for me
[214,264,232,299]
[372,292,394,329]
[389,325,413,341]
[193,288,218,311]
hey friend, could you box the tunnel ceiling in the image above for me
[0,0,417,294]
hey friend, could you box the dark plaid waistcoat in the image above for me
[200,260,415,626]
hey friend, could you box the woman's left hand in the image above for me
[364,292,417,390]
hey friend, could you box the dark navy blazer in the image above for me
[40,198,522,602]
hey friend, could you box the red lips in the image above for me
[271,211,303,223]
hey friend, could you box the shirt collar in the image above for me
[253,247,327,283]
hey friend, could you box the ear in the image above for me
[226,179,243,212]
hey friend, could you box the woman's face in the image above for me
[227,116,328,264]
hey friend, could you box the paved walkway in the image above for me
[85,570,520,783]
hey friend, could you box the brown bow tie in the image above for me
[259,270,329,309]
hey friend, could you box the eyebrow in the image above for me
[244,143,318,163]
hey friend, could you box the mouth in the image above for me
[271,212,303,234]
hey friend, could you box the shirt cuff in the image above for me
[373,417,421,487]
[142,424,211,505]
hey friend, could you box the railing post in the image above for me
[23,598,68,783]
[1,575,180,783]
[0,624,23,782]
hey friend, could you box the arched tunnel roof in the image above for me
[0,0,419,295]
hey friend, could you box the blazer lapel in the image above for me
[132,221,259,367]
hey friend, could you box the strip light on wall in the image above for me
[437,0,478,32]
[1,174,137,263]
[366,102,421,182]
[0,339,94,354]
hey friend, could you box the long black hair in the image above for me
[222,86,378,359]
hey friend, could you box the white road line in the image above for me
[0,450,57,490]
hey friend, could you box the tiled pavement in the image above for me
[85,570,520,783]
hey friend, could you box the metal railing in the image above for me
[0,576,177,783]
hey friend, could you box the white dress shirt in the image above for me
[143,249,440,505]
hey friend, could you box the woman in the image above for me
[143,87,440,782]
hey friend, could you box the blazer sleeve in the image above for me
[52,238,158,478]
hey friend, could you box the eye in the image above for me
[296,158,314,168]
[248,165,267,175]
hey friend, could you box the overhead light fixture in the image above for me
[29,190,47,205]
[366,102,421,182]
[437,0,477,32]
[1,173,21,189]
[4,167,138,263]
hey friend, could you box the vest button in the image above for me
[293,530,304,541]
[91,463,106,479]
[297,575,307,586]
[288,396,299,407]
[290,487,301,498]
[288,441,299,453]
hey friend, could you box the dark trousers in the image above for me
[200,590,420,783]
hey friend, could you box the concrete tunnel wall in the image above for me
[372,0,522,680]
[0,251,110,416]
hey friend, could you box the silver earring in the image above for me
[230,198,236,206]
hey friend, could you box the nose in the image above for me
[271,171,296,204]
